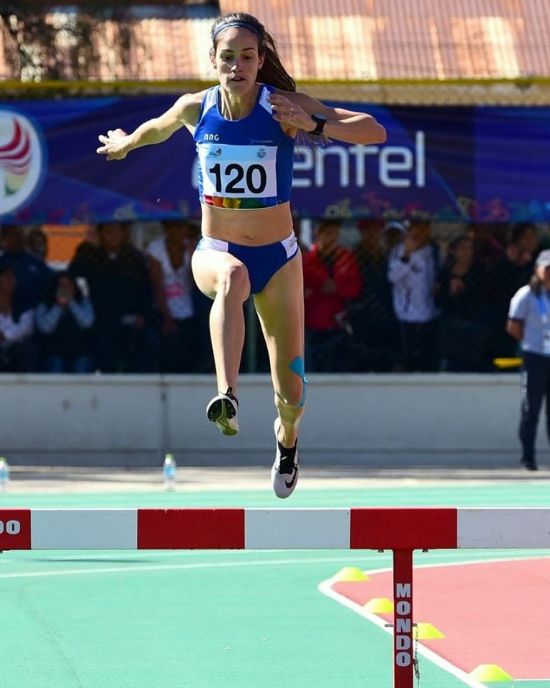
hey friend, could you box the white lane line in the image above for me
[26,548,351,561]
[318,554,550,688]
[0,554,392,580]
[4,545,537,563]
[0,550,543,580]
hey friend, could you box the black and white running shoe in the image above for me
[271,418,299,498]
[206,388,239,436]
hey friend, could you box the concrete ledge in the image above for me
[0,373,538,467]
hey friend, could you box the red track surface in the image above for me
[332,557,550,680]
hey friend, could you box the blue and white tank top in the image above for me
[193,84,294,210]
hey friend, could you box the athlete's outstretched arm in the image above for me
[96,91,205,161]
[269,91,386,145]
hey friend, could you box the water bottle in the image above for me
[162,453,177,491]
[0,457,9,492]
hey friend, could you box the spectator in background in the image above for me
[436,235,492,371]
[506,249,550,471]
[35,271,95,373]
[69,221,155,373]
[508,222,539,269]
[0,225,52,313]
[388,215,439,371]
[182,221,214,373]
[71,225,99,265]
[348,217,401,371]
[292,214,309,253]
[496,223,539,301]
[147,220,196,372]
[383,218,407,254]
[489,222,540,359]
[26,227,48,262]
[303,219,362,371]
[468,221,505,272]
[0,265,35,372]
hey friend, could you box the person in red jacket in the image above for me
[303,219,362,371]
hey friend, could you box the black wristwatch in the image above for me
[309,113,327,136]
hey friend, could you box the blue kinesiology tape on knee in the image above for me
[289,356,307,407]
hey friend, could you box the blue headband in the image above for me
[212,20,262,41]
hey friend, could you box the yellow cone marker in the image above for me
[415,622,444,639]
[333,567,369,582]
[493,357,522,369]
[469,664,513,683]
[364,597,394,613]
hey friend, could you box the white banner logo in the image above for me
[0,111,44,216]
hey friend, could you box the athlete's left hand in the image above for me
[268,93,313,132]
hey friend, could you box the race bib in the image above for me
[198,143,277,199]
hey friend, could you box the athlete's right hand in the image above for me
[96,128,131,161]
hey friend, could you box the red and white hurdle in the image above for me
[2,506,550,688]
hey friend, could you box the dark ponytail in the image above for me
[211,13,296,92]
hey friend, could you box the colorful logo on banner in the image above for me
[0,111,44,216]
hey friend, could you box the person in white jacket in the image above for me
[388,217,439,371]
[507,249,550,471]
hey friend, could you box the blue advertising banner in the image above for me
[1,95,549,224]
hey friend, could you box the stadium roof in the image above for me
[219,0,550,80]
[1,0,550,103]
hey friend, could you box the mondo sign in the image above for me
[0,111,44,216]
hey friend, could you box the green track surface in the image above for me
[1,482,549,688]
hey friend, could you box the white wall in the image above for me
[0,373,539,466]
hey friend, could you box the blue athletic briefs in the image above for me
[196,233,299,293]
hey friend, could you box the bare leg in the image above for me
[209,268,247,393]
[192,249,251,396]
[254,252,305,447]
